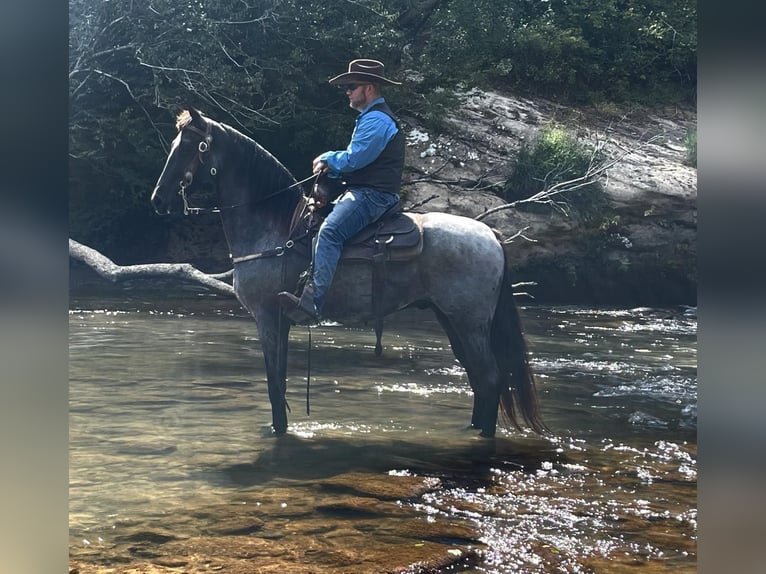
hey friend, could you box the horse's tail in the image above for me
[491,259,547,434]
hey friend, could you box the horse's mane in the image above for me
[176,109,298,195]
[245,135,297,191]
[175,109,193,131]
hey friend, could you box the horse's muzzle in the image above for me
[150,187,171,215]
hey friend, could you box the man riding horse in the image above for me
[150,60,544,436]
[278,59,405,324]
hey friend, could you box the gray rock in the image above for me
[401,90,696,305]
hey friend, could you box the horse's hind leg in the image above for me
[435,317,471,427]
[433,311,483,430]
[434,309,501,437]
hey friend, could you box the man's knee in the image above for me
[318,221,344,245]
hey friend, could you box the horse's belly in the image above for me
[325,260,422,322]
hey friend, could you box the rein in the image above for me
[231,195,319,265]
[179,171,318,216]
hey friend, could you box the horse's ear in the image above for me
[188,107,203,124]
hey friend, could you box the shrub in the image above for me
[504,125,603,207]
[684,129,697,167]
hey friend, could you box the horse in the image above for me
[150,108,545,438]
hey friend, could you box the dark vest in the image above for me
[344,102,405,196]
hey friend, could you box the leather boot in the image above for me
[277,283,321,325]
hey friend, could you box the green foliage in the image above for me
[599,215,622,233]
[411,0,696,104]
[684,128,697,167]
[504,21,595,100]
[504,125,602,205]
[68,0,696,261]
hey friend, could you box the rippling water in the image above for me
[69,296,696,573]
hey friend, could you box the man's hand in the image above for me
[311,184,330,208]
[312,156,329,175]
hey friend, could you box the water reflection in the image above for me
[69,297,696,573]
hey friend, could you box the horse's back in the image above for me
[419,211,504,271]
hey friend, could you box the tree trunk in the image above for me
[69,239,235,297]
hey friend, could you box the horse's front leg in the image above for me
[257,309,291,435]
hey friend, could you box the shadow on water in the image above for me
[69,297,696,573]
[213,433,561,488]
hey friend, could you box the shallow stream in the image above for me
[69,296,696,573]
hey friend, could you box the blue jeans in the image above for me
[312,187,399,312]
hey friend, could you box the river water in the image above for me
[69,295,696,573]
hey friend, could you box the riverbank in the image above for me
[69,89,697,306]
[399,90,697,306]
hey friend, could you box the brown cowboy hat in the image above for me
[328,59,402,86]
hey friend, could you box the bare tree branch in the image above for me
[339,0,389,18]
[405,193,440,211]
[69,239,235,297]
[475,132,663,222]
[69,68,170,153]
[405,168,505,191]
[502,226,537,245]
[513,291,536,300]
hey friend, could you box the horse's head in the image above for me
[151,108,221,215]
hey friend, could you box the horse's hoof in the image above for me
[261,425,286,437]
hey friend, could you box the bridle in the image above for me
[175,119,318,216]
[177,121,217,214]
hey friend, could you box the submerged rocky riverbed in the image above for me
[68,299,696,573]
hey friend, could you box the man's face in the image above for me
[345,83,372,111]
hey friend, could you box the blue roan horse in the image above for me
[151,108,544,437]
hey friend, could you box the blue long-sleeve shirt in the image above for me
[319,97,398,175]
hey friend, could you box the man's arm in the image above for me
[317,111,398,174]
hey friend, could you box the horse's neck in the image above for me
[216,132,300,258]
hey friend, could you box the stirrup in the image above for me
[278,288,320,325]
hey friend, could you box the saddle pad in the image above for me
[341,212,424,262]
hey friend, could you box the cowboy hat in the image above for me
[328,59,401,86]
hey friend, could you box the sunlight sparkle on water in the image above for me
[69,302,696,573]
